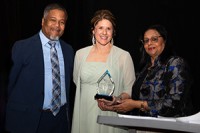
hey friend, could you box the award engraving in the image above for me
[94,70,115,101]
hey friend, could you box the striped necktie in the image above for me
[48,41,61,116]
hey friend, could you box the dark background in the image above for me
[0,0,198,132]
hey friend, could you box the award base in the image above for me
[94,94,113,101]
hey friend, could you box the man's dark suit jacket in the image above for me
[5,33,74,133]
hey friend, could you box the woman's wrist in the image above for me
[140,101,145,111]
[139,101,148,111]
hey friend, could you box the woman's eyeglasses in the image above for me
[141,36,162,45]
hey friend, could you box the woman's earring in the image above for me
[92,35,96,45]
[110,38,114,45]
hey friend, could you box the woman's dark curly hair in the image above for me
[139,24,176,70]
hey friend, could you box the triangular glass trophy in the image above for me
[94,70,115,101]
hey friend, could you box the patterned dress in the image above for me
[131,56,193,117]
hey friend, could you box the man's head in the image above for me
[41,3,68,40]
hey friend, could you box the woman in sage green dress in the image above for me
[71,9,136,133]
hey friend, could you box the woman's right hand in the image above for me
[96,99,114,111]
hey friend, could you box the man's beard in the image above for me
[50,35,59,41]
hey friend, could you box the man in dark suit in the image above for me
[5,3,74,133]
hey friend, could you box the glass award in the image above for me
[94,70,115,101]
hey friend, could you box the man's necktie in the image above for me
[48,41,61,116]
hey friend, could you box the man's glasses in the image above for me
[141,36,162,45]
